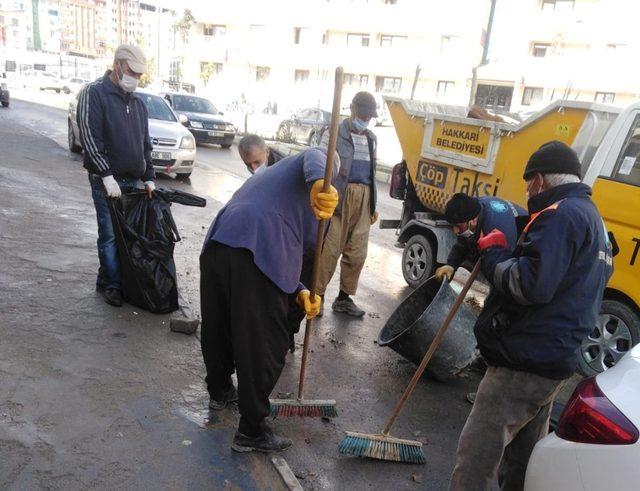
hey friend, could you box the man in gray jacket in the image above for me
[316,92,378,317]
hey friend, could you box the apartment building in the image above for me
[478,0,640,112]
[138,0,175,78]
[0,0,29,51]
[169,0,491,112]
[59,0,106,56]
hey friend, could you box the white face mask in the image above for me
[459,229,474,239]
[117,62,138,93]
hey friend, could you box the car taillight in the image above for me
[556,377,638,445]
[389,161,407,200]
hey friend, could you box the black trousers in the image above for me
[200,241,290,437]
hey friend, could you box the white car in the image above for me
[525,344,640,491]
[23,70,66,93]
[68,90,197,179]
[62,77,89,94]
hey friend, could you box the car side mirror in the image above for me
[178,114,189,126]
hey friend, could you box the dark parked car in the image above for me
[160,92,236,148]
[0,82,9,107]
[277,108,331,146]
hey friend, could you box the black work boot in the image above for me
[231,426,292,453]
[209,385,238,410]
[332,297,365,317]
[102,288,123,307]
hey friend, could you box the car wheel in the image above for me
[578,299,640,376]
[221,143,232,149]
[308,131,319,146]
[1,101,8,108]
[277,124,288,140]
[401,234,435,288]
[68,119,82,154]
[63,86,70,94]
[55,89,60,93]
[176,172,192,180]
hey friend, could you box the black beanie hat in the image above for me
[444,193,481,224]
[523,140,582,180]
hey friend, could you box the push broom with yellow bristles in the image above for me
[339,260,482,463]
[269,66,344,419]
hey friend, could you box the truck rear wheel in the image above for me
[402,234,435,289]
[578,299,640,376]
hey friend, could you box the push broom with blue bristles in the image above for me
[339,260,482,463]
[269,67,344,419]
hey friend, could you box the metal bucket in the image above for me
[378,277,478,381]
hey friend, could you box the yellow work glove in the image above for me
[435,265,454,282]
[371,211,379,225]
[310,179,339,220]
[296,290,321,319]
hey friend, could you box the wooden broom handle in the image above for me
[382,261,482,435]
[298,67,344,400]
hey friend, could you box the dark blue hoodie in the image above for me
[476,183,613,379]
[76,72,155,181]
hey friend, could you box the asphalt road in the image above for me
[1,98,482,490]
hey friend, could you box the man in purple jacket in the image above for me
[200,148,338,453]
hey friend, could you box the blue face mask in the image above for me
[352,118,369,132]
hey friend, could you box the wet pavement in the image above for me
[0,99,483,490]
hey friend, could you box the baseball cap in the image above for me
[352,91,378,118]
[114,44,147,74]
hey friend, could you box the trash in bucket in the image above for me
[378,277,478,381]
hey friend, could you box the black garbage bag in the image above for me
[154,188,207,207]
[108,191,180,313]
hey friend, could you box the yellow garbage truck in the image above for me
[382,96,640,375]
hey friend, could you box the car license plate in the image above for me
[151,151,171,160]
[208,131,224,137]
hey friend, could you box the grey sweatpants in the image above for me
[449,366,567,491]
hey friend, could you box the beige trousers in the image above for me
[449,366,567,491]
[316,184,371,297]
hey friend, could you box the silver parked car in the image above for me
[68,89,197,179]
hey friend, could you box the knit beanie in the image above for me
[523,140,582,180]
[444,193,481,224]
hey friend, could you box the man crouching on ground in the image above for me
[200,148,339,453]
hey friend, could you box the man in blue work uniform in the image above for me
[435,193,527,282]
[200,148,339,453]
[449,141,613,490]
[77,44,155,307]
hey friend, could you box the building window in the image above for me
[440,35,459,54]
[437,80,455,97]
[204,24,226,37]
[347,33,369,47]
[293,27,311,44]
[475,84,514,111]
[385,0,398,4]
[595,92,615,104]
[531,42,550,57]
[256,66,270,82]
[375,76,402,93]
[200,61,223,75]
[541,0,575,12]
[295,69,310,84]
[379,34,407,48]
[522,87,544,106]
[169,60,181,82]
[322,30,329,44]
[11,18,19,26]
[344,73,369,87]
